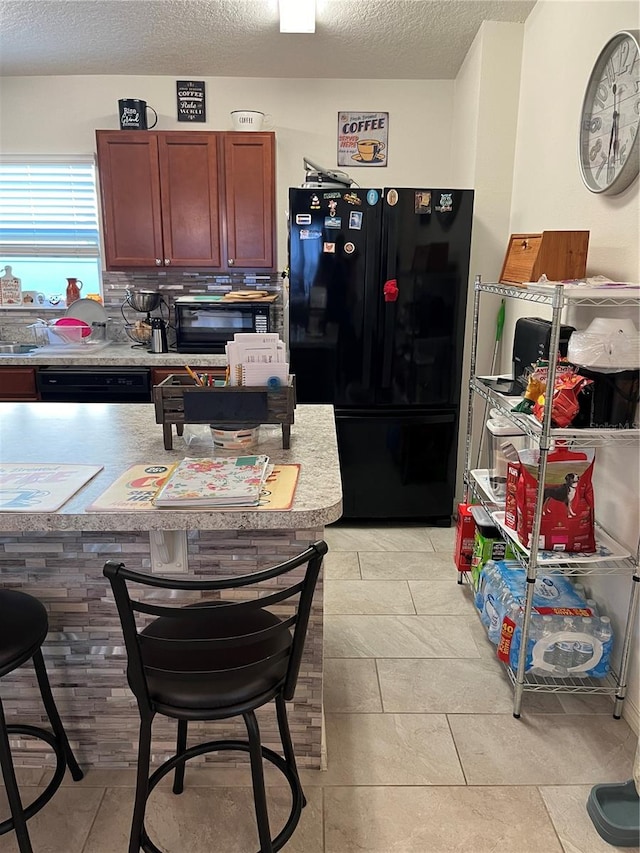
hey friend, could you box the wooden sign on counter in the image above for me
[0,265,22,306]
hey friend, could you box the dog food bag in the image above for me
[515,445,596,552]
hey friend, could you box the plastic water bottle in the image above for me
[573,582,586,599]
[586,598,599,617]
[553,617,577,673]
[591,616,613,678]
[594,615,613,643]
[572,617,595,673]
[539,615,556,667]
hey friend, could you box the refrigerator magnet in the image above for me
[328,200,338,216]
[435,192,453,213]
[366,190,379,205]
[296,214,312,225]
[386,189,399,206]
[414,191,431,214]
[300,229,322,240]
[344,242,356,255]
[310,195,321,209]
[323,191,341,199]
[323,242,336,253]
[343,192,362,205]
[324,216,341,228]
[349,211,363,230]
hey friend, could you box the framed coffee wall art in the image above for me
[176,80,206,122]
[338,111,388,166]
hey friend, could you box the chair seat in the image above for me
[140,604,291,712]
[0,590,48,678]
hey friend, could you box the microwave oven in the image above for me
[174,297,271,353]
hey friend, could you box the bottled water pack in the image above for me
[475,560,613,678]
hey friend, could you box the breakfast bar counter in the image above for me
[0,402,342,770]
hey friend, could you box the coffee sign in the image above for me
[338,111,388,167]
[177,80,206,123]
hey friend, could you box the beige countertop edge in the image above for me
[0,344,228,367]
[0,497,343,533]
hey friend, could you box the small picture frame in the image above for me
[177,81,206,123]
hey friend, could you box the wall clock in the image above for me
[578,29,640,195]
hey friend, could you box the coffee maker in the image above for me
[121,288,170,352]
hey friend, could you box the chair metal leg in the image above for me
[32,649,83,782]
[172,719,188,795]
[244,710,273,853]
[129,716,153,853]
[275,694,306,808]
[0,699,33,853]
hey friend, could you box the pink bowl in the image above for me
[54,318,91,337]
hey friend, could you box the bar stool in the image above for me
[103,540,327,853]
[0,589,84,853]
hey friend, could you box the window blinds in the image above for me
[0,160,100,257]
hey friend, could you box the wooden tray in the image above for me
[153,374,296,450]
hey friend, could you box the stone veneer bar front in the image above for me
[0,402,342,770]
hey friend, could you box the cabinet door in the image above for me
[96,131,164,269]
[0,368,38,400]
[222,133,275,270]
[158,133,223,268]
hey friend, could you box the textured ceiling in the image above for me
[0,0,536,79]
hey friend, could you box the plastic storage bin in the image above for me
[486,416,528,500]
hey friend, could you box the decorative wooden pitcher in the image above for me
[66,278,83,306]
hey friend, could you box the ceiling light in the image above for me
[279,0,315,33]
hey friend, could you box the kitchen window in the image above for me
[0,156,102,306]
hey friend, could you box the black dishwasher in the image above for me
[37,368,151,403]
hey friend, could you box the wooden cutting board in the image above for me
[221,293,278,302]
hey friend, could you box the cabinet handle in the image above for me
[228,258,234,266]
[165,258,171,265]
[155,258,162,265]
[521,240,529,249]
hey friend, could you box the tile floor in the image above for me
[1,523,638,852]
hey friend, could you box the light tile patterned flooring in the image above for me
[1,524,638,852]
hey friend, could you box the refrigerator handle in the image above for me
[380,279,398,388]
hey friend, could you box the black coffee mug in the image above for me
[118,99,158,130]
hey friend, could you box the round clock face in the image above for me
[579,30,640,195]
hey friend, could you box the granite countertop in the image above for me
[0,403,342,532]
[0,343,227,367]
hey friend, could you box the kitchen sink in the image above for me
[0,342,38,354]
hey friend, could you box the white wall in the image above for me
[504,0,640,729]
[451,22,525,487]
[0,74,455,270]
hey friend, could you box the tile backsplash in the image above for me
[0,270,285,344]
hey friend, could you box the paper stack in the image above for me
[226,333,290,387]
[153,455,271,507]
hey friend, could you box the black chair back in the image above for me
[103,541,327,715]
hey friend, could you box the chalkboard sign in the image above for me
[183,391,269,423]
[176,80,206,122]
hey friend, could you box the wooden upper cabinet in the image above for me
[96,131,164,268]
[96,130,276,272]
[222,133,275,270]
[158,133,223,268]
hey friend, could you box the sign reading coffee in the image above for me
[177,80,206,123]
[338,111,388,167]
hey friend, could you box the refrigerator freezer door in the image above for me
[288,188,382,405]
[377,189,474,407]
[335,409,458,520]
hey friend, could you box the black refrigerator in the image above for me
[288,187,474,522]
